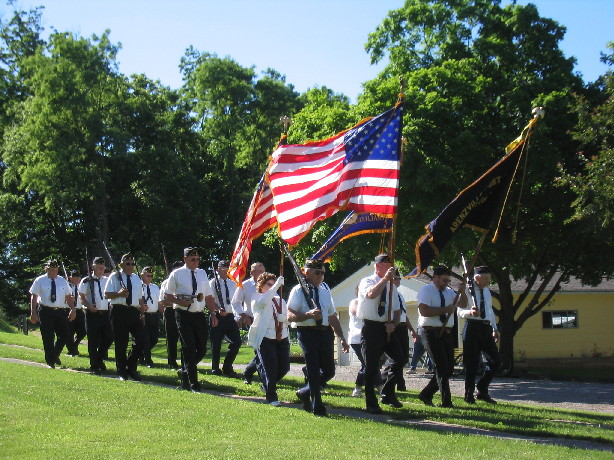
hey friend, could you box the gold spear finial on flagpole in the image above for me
[279,115,292,135]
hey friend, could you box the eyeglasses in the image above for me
[313,270,325,276]
[393,277,401,281]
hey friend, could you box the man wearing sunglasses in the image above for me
[165,247,218,392]
[287,259,349,417]
[104,253,147,381]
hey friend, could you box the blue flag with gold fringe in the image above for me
[311,211,393,262]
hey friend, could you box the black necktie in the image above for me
[126,274,132,306]
[50,279,56,303]
[378,287,387,317]
[310,285,323,326]
[74,285,78,301]
[191,271,197,295]
[223,279,230,305]
[479,288,486,319]
[439,290,447,324]
[96,279,102,302]
[146,285,152,303]
[398,293,405,314]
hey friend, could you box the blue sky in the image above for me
[4,0,613,102]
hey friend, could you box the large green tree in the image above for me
[344,0,611,360]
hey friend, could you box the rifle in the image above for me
[282,243,319,312]
[211,262,226,312]
[102,242,128,302]
[161,244,170,276]
[60,261,74,309]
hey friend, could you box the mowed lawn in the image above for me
[1,330,613,459]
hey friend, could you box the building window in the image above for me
[542,311,578,329]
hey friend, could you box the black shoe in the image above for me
[296,390,311,412]
[128,370,142,381]
[99,362,107,371]
[55,357,62,366]
[169,361,180,370]
[441,403,454,408]
[90,367,102,375]
[222,369,239,378]
[418,392,434,406]
[366,405,383,414]
[46,363,55,369]
[381,395,403,408]
[313,407,327,417]
[191,383,204,393]
[243,373,253,385]
[67,350,79,357]
[211,368,223,376]
[464,395,476,404]
[178,370,190,390]
[118,372,129,381]
[476,393,497,404]
[397,384,407,392]
[145,360,154,368]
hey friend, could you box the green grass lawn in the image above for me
[1,330,613,459]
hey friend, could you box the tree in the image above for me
[347,0,612,361]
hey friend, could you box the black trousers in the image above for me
[85,310,113,370]
[420,327,454,406]
[111,304,145,374]
[68,309,86,354]
[256,337,290,402]
[38,306,71,366]
[463,321,500,396]
[384,324,410,388]
[142,312,160,362]
[175,310,208,387]
[297,327,335,413]
[164,307,180,365]
[210,313,242,372]
[361,320,404,407]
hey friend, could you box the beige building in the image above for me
[330,264,614,365]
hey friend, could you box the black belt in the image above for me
[40,305,68,311]
[466,319,490,325]
[113,303,139,309]
[88,309,109,314]
[297,325,330,331]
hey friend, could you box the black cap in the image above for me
[184,247,198,257]
[433,265,451,276]
[141,266,153,275]
[217,260,230,269]
[69,270,80,277]
[120,253,134,262]
[45,259,59,268]
[92,256,105,265]
[374,253,392,263]
[475,266,490,275]
[303,259,324,269]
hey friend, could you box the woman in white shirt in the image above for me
[247,273,288,406]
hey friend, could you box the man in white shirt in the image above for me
[209,260,242,377]
[79,256,112,375]
[104,253,147,381]
[288,258,348,417]
[458,266,500,404]
[160,260,183,369]
[67,270,86,357]
[417,265,467,408]
[165,247,218,392]
[140,266,163,368]
[357,254,404,414]
[29,259,76,368]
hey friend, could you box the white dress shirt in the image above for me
[356,274,400,322]
[165,265,212,312]
[29,275,71,308]
[417,282,457,328]
[286,283,335,327]
[142,283,161,314]
[104,271,143,308]
[78,275,109,310]
[231,278,257,318]
[210,276,237,311]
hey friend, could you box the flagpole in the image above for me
[386,78,405,339]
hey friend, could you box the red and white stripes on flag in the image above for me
[267,104,402,245]
[228,176,276,284]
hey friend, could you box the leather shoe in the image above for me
[178,369,190,390]
[476,393,497,404]
[128,370,142,381]
[418,392,434,406]
[441,403,454,408]
[296,390,311,412]
[211,368,223,376]
[118,372,129,381]
[313,407,327,417]
[222,369,239,378]
[191,383,204,393]
[243,373,253,385]
[55,357,62,366]
[90,367,102,375]
[464,395,476,404]
[168,361,180,370]
[366,405,383,415]
[381,395,403,408]
[99,362,107,371]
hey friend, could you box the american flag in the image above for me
[267,104,402,245]
[228,175,277,284]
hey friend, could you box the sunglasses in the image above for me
[123,262,136,266]
[313,270,325,276]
